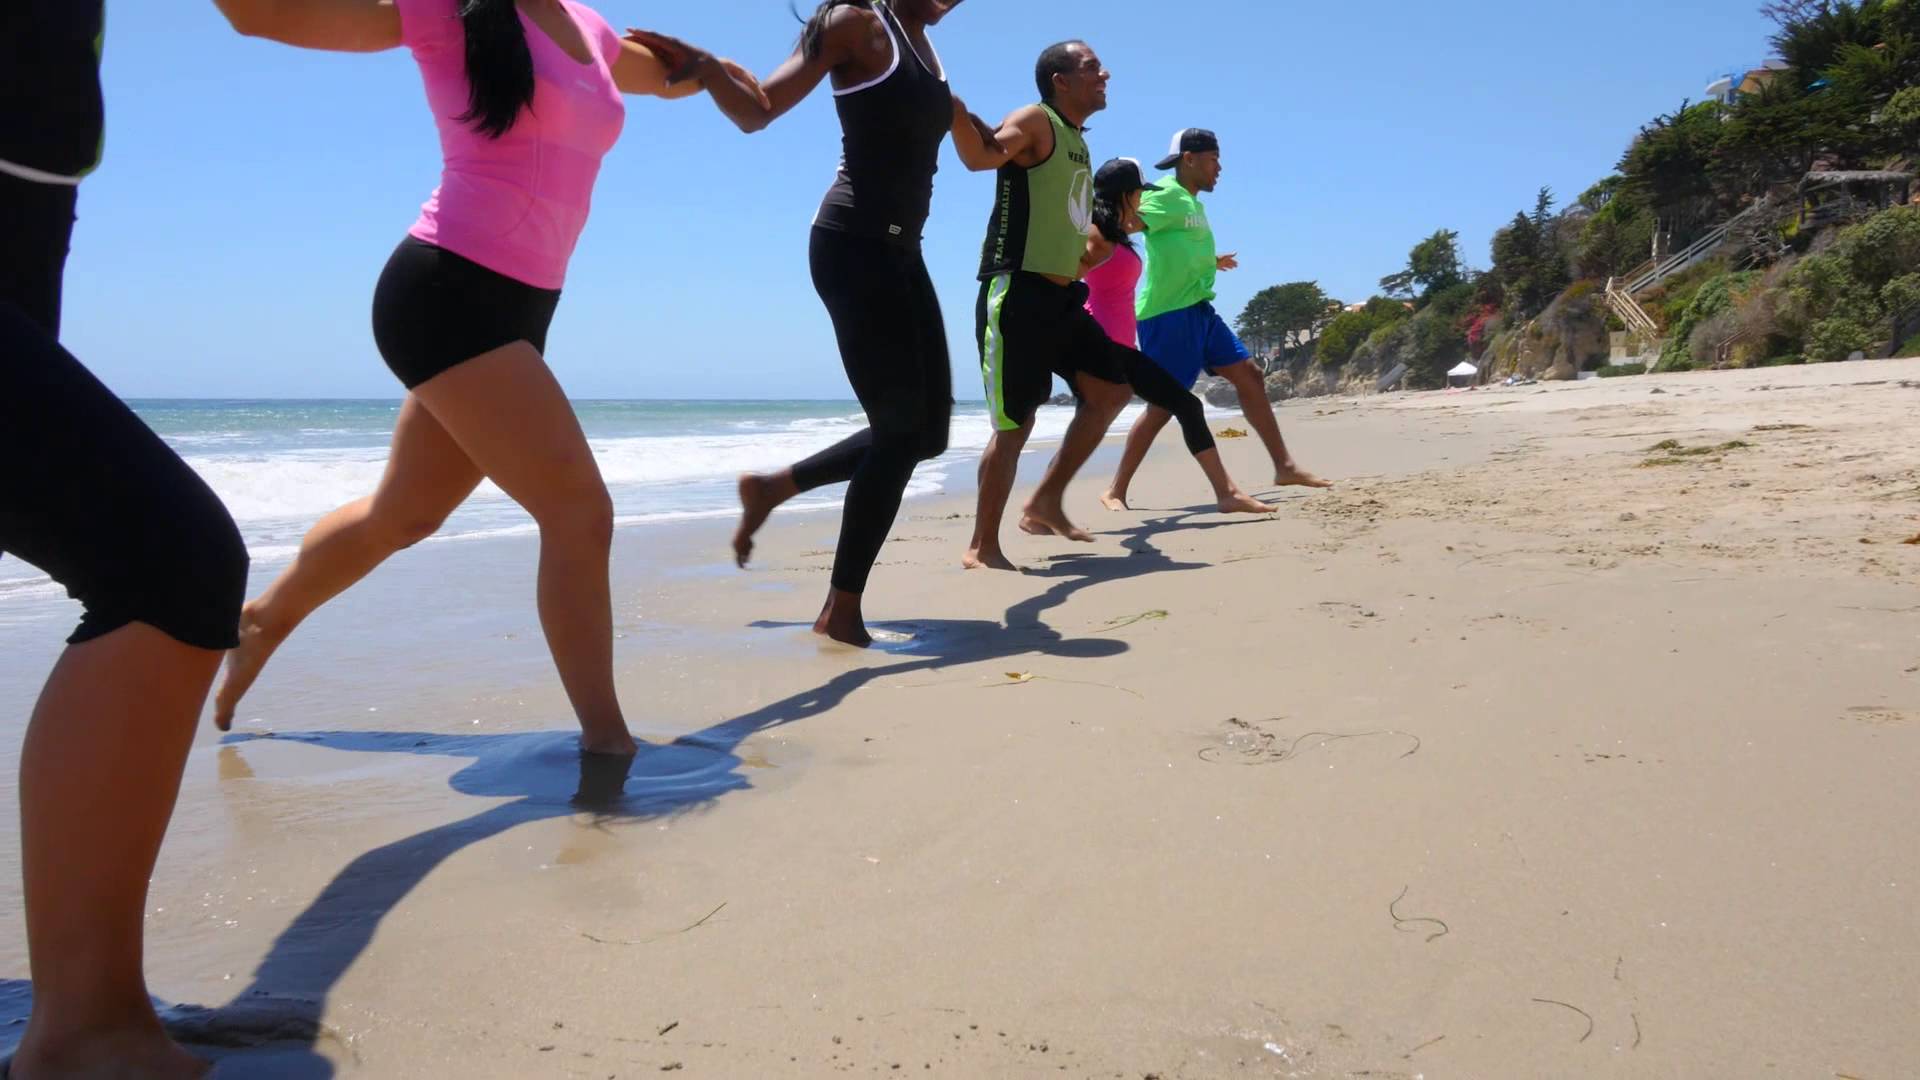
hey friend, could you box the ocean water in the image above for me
[0,398,1133,622]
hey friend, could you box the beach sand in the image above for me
[5,359,1919,1077]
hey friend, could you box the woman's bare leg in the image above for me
[409,344,631,754]
[733,470,799,568]
[1102,405,1171,510]
[214,397,483,729]
[13,625,220,1080]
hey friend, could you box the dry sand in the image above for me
[23,359,1920,1077]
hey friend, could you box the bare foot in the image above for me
[1018,507,1094,543]
[579,730,638,757]
[11,1026,210,1080]
[213,603,287,732]
[732,473,782,568]
[962,545,1019,571]
[1100,490,1131,511]
[813,590,873,648]
[1275,465,1333,489]
[1218,492,1280,515]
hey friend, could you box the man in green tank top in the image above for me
[949,40,1138,571]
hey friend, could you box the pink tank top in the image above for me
[1084,243,1143,347]
[397,0,626,290]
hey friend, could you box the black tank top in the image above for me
[0,0,106,180]
[813,1,950,248]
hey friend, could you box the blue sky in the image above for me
[67,0,1773,400]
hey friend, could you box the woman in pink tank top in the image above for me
[1081,158,1147,349]
[209,0,765,759]
[1084,241,1143,347]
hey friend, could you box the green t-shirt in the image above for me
[1135,177,1217,321]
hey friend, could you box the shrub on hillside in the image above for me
[1660,270,1758,369]
[1779,206,1920,358]
[1561,279,1601,304]
[1805,316,1877,361]
[1406,309,1469,388]
[1687,309,1747,367]
[1317,298,1411,369]
[1463,305,1501,357]
[1648,259,1732,327]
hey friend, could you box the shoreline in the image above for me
[2,359,1918,1075]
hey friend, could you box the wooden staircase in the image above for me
[1601,200,1775,370]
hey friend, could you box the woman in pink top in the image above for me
[208,0,764,756]
[1082,161,1146,349]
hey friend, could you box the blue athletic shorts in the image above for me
[1136,301,1252,390]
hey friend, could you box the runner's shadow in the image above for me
[91,733,745,1075]
[5,510,1226,1075]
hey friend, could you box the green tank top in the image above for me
[976,104,1093,281]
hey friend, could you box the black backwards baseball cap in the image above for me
[1155,128,1220,169]
[1094,157,1152,199]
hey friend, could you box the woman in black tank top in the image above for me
[631,1,980,648]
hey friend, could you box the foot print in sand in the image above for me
[1847,706,1917,727]
[1316,601,1381,628]
[1578,747,1659,766]
[1198,717,1421,766]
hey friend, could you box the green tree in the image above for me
[1881,84,1920,150]
[1316,297,1411,368]
[1399,309,1470,389]
[1289,285,1347,359]
[1619,101,1727,237]
[1237,282,1342,363]
[1771,0,1892,79]
[1780,205,1920,358]
[1233,289,1279,355]
[1380,229,1467,305]
[1577,200,1656,278]
[1714,76,1860,194]
[1491,188,1572,318]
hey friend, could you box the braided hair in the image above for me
[795,0,876,61]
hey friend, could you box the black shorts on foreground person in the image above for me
[0,175,248,653]
[0,303,249,651]
[976,272,1215,457]
[0,173,76,338]
[371,236,565,390]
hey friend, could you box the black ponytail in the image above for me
[794,0,871,61]
[456,0,536,140]
[1092,194,1135,250]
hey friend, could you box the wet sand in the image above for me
[4,359,1919,1077]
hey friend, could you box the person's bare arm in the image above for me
[1079,228,1115,281]
[627,6,883,134]
[213,0,401,51]
[611,35,765,114]
[951,101,1047,173]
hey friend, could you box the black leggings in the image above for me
[1120,349,1215,457]
[0,176,248,650]
[790,228,953,595]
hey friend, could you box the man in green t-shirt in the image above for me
[1104,128,1329,508]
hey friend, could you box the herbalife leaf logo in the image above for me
[1068,169,1093,233]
